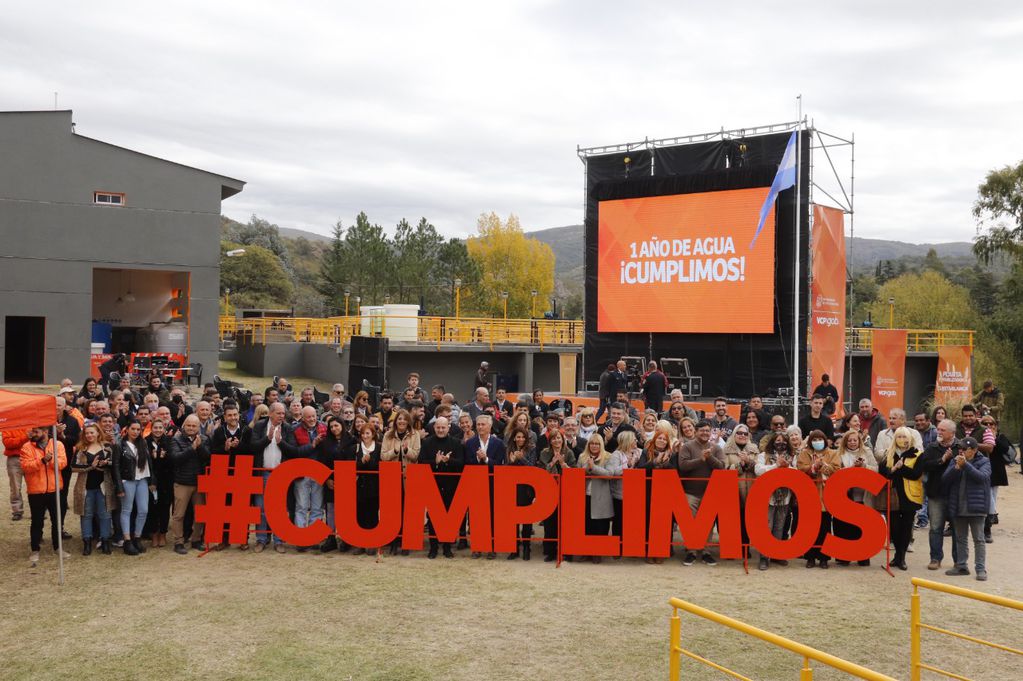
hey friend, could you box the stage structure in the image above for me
[578,120,855,419]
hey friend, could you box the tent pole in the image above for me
[53,424,64,586]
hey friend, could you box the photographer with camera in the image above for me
[941,436,992,580]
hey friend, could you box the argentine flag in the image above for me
[750,130,797,248]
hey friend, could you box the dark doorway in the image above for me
[5,316,46,383]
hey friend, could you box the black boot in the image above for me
[133,537,146,554]
[428,542,438,559]
[389,539,400,556]
[83,539,93,556]
[984,515,993,543]
[522,544,531,561]
[507,549,519,560]
[124,539,139,556]
[100,539,112,555]
[320,536,338,553]
[442,544,454,559]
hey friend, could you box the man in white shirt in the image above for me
[250,402,288,553]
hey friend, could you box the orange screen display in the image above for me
[597,187,776,333]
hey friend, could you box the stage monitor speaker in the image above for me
[659,357,691,378]
[349,336,389,368]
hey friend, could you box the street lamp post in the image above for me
[224,287,231,315]
[888,297,895,329]
[344,289,351,317]
[500,291,509,320]
[531,289,537,318]
[454,278,462,319]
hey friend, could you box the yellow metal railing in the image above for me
[846,329,974,353]
[220,315,583,349]
[668,597,897,681]
[910,577,1023,681]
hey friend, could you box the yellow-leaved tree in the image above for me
[466,212,556,318]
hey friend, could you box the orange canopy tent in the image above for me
[0,389,56,430]
[0,390,62,583]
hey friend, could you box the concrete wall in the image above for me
[232,340,569,400]
[0,111,241,382]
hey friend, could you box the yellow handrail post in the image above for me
[800,656,813,681]
[669,607,681,681]
[261,321,266,346]
[910,584,921,681]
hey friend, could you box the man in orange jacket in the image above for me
[20,427,68,565]
[3,428,28,521]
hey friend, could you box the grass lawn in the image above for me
[2,365,1021,679]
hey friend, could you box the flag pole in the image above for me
[792,96,803,426]
[53,423,64,585]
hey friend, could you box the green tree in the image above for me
[431,238,481,316]
[466,212,555,318]
[220,241,293,310]
[973,160,1023,264]
[866,270,976,329]
[393,217,444,304]
[226,215,292,270]
[921,248,947,276]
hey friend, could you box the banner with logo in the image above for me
[934,345,972,405]
[810,205,846,414]
[871,329,907,415]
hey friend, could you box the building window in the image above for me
[94,191,125,206]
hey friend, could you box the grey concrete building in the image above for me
[0,110,244,383]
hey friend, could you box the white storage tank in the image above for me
[139,321,188,355]
[382,304,420,341]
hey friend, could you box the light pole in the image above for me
[224,287,231,315]
[344,289,351,317]
[531,289,537,318]
[888,297,895,329]
[354,295,361,316]
[500,291,509,320]
[454,278,462,319]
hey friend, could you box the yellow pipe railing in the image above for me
[220,315,583,349]
[668,597,896,681]
[845,329,974,353]
[910,577,1023,681]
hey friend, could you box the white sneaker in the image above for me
[29,551,39,565]
[54,548,70,559]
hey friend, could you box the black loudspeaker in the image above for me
[349,365,386,397]
[349,336,388,368]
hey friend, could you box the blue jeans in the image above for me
[82,488,112,540]
[915,495,929,526]
[256,470,282,546]
[326,501,335,531]
[120,479,150,537]
[295,477,324,529]
[927,496,958,564]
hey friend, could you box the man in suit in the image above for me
[463,414,506,558]
[562,416,588,456]
[420,417,464,559]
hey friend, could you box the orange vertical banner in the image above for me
[871,329,907,416]
[934,345,973,405]
[810,205,846,414]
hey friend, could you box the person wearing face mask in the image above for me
[835,430,877,567]
[755,433,797,570]
[878,426,924,571]
[796,430,841,569]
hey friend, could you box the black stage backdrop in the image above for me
[583,131,810,398]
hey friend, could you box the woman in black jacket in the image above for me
[878,427,924,571]
[349,423,382,556]
[114,420,157,555]
[317,416,353,553]
[981,415,1010,541]
[145,418,174,548]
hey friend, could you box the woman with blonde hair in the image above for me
[879,425,923,571]
[723,424,759,553]
[577,408,598,439]
[606,430,640,544]
[578,434,614,562]
[381,408,421,556]
[835,429,877,566]
[677,417,697,444]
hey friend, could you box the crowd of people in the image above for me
[2,367,1013,580]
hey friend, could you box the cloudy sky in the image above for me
[3,1,1021,242]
